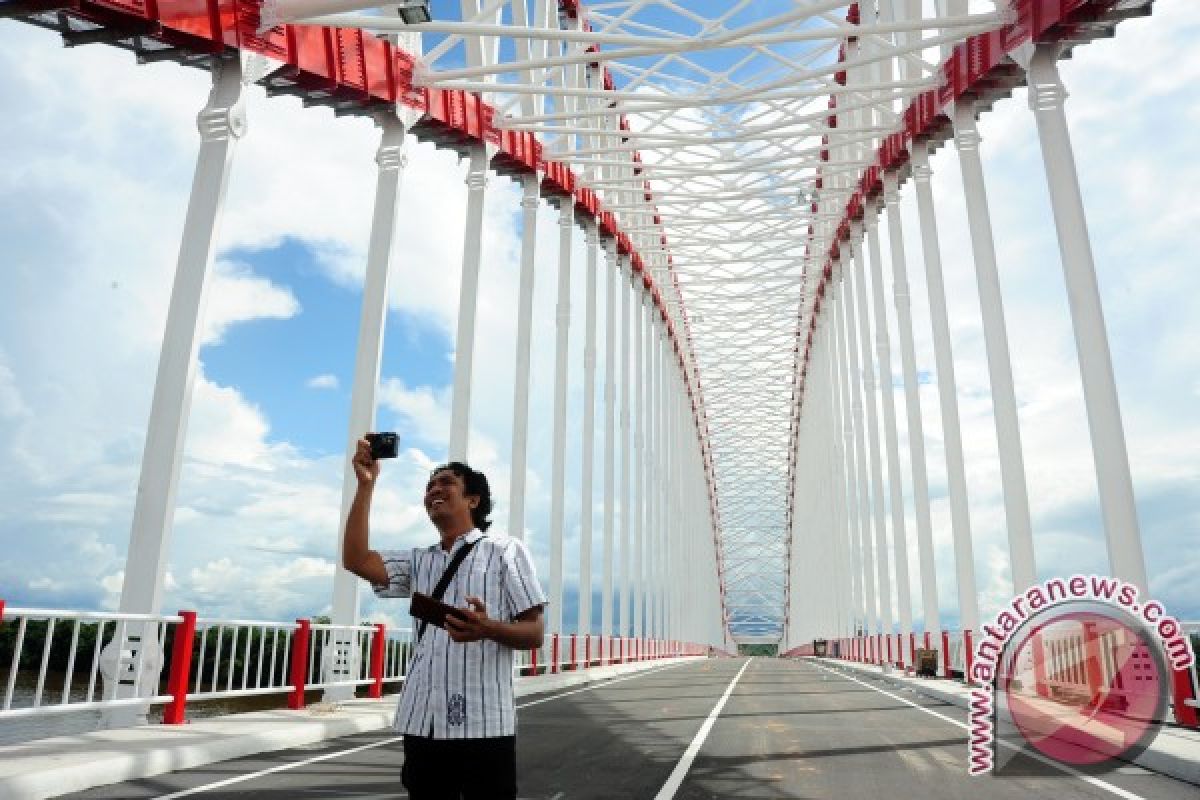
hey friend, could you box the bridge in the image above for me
[1,0,1198,797]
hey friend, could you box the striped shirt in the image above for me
[373,529,546,738]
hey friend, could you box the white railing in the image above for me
[0,607,181,719]
[0,602,708,734]
[186,617,298,703]
[0,607,403,724]
[825,624,1200,729]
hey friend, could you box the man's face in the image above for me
[424,469,477,528]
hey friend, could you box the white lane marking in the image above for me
[653,658,753,800]
[154,735,406,799]
[154,661,692,798]
[517,662,684,709]
[805,660,1147,800]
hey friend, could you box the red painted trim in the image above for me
[162,610,196,724]
[368,622,386,699]
[962,629,974,682]
[288,618,311,710]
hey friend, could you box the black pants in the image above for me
[401,734,517,800]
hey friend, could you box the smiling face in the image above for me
[424,467,479,533]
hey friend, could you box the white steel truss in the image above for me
[271,0,1008,640]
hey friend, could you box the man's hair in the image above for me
[430,462,493,532]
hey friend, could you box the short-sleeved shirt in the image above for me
[373,529,546,739]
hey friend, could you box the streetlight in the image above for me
[395,0,432,24]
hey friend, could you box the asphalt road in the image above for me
[64,657,1198,799]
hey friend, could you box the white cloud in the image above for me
[306,374,339,390]
[202,260,300,347]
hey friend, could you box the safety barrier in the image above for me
[0,601,706,729]
[807,624,1199,729]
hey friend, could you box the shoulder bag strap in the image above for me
[417,537,482,642]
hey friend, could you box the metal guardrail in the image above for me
[817,626,1199,729]
[0,601,706,733]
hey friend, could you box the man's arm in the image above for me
[446,599,544,650]
[342,438,389,587]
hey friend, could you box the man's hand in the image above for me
[352,436,382,487]
[445,596,494,644]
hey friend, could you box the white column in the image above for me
[829,275,863,634]
[619,256,633,636]
[883,172,940,642]
[866,207,914,658]
[117,58,246,617]
[602,238,618,640]
[448,144,489,461]
[850,230,894,640]
[632,285,646,639]
[105,59,245,728]
[329,113,409,631]
[507,174,540,541]
[953,101,1037,592]
[578,223,599,636]
[911,141,979,634]
[652,315,664,640]
[547,200,574,635]
[838,260,877,635]
[655,319,668,640]
[1027,45,1148,590]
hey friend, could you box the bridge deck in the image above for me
[62,658,1196,800]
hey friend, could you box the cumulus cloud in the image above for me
[202,260,300,347]
[306,374,339,390]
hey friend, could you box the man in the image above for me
[343,436,546,800]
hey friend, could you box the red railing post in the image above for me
[162,610,196,725]
[369,623,386,699]
[962,629,974,683]
[288,618,311,710]
[585,634,591,668]
[909,633,917,672]
[528,645,539,676]
[1032,633,1051,698]
[569,634,577,671]
[1171,667,1199,728]
[551,634,560,674]
[941,630,952,678]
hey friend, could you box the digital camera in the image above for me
[365,432,399,460]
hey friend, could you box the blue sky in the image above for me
[0,1,1197,641]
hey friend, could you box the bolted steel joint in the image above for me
[954,125,981,153]
[465,170,489,191]
[1029,81,1069,113]
[376,146,407,172]
[197,104,246,142]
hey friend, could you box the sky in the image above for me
[0,0,1197,642]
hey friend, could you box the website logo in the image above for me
[967,575,1195,775]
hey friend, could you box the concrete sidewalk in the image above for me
[820,656,1200,785]
[0,657,699,800]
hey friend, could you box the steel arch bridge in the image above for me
[0,0,1169,649]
